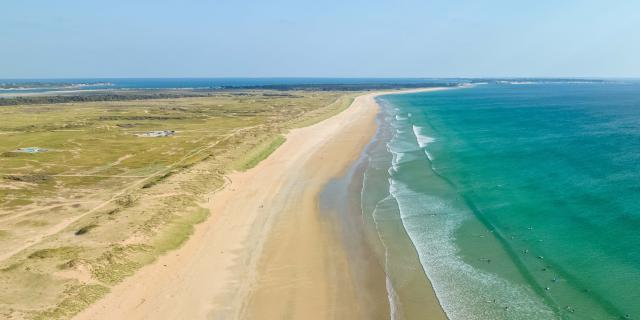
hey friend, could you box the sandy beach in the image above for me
[75,89,447,320]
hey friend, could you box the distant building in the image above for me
[136,130,176,137]
[15,147,47,153]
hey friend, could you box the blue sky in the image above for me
[2,0,639,78]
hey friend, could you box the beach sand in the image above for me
[75,89,447,320]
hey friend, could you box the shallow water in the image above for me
[364,82,640,319]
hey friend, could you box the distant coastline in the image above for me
[0,77,614,103]
[0,78,460,103]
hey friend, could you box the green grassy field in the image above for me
[0,90,359,319]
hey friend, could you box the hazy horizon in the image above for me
[3,0,639,78]
[0,76,640,81]
[2,76,640,81]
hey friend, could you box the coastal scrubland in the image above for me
[0,90,356,319]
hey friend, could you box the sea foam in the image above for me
[412,125,436,149]
[373,105,557,320]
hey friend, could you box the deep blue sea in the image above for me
[365,82,640,319]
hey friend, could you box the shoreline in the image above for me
[74,88,449,320]
[369,89,451,320]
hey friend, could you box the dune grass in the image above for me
[234,135,286,171]
[33,284,110,320]
[0,90,358,319]
[286,94,357,129]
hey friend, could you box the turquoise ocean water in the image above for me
[364,82,640,319]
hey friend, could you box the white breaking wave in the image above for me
[380,110,558,320]
[424,150,434,161]
[412,125,436,149]
[388,177,557,320]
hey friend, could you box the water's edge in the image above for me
[373,93,557,320]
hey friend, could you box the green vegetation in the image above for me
[33,284,110,320]
[74,224,98,236]
[0,92,206,106]
[0,89,358,319]
[28,247,83,260]
[151,207,210,254]
[286,94,357,128]
[141,170,176,189]
[235,135,286,171]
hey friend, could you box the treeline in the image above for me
[221,82,460,91]
[0,82,73,89]
[469,78,605,84]
[0,93,206,106]
[0,81,113,89]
